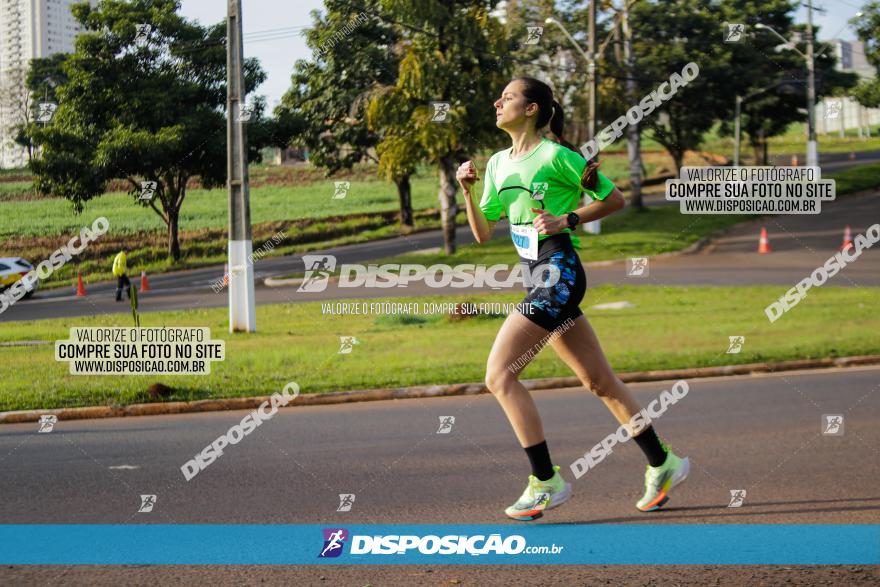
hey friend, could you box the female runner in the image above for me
[456,77,689,521]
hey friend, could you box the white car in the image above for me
[0,257,39,298]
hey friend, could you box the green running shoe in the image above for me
[505,465,572,521]
[636,450,690,512]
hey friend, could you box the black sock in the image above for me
[633,426,668,467]
[524,440,555,481]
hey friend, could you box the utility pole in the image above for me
[587,0,597,146]
[620,1,642,208]
[805,0,818,167]
[227,0,256,333]
[545,10,602,232]
[734,95,743,167]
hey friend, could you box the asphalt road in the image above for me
[1,366,877,584]
[3,188,877,323]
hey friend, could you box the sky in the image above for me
[177,0,869,107]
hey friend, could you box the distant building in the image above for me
[817,39,879,135]
[830,39,875,80]
[0,0,94,169]
[273,146,308,165]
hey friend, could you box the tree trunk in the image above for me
[751,135,767,166]
[437,156,458,255]
[627,128,643,208]
[396,174,414,233]
[670,148,684,177]
[168,207,181,261]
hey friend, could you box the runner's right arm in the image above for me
[457,160,497,244]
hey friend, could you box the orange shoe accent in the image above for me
[510,508,543,518]
[639,490,668,511]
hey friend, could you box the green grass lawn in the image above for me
[0,156,665,239]
[0,181,35,200]
[0,178,439,239]
[829,162,880,194]
[601,122,880,160]
[0,284,876,412]
[697,122,880,160]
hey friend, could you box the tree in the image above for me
[851,1,880,108]
[23,0,269,261]
[501,0,597,147]
[853,79,880,108]
[852,1,880,67]
[13,54,71,162]
[2,64,35,164]
[365,85,425,231]
[368,0,511,254]
[277,1,414,228]
[629,0,731,174]
[718,0,856,164]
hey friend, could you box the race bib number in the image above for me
[511,224,538,260]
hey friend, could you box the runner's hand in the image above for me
[456,160,479,192]
[530,208,566,235]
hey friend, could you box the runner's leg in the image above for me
[548,314,642,425]
[485,310,552,448]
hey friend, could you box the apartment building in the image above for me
[0,0,92,168]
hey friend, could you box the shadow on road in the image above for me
[558,496,880,524]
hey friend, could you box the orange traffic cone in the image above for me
[75,272,87,296]
[758,227,771,254]
[223,264,229,286]
[841,225,854,251]
[790,154,798,166]
[140,270,151,292]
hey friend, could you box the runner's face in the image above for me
[493,81,536,131]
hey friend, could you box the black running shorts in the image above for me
[515,233,587,331]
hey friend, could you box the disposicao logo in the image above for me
[319,528,348,558]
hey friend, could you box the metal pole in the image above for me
[805,0,818,167]
[579,0,602,234]
[734,95,742,167]
[587,0,597,146]
[227,0,256,332]
[621,1,642,207]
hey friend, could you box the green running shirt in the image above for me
[478,137,615,249]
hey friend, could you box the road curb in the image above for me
[2,354,878,425]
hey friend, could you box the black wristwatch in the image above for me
[566,212,580,229]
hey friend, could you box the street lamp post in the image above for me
[227,0,256,332]
[755,7,865,168]
[734,95,743,167]
[805,0,818,167]
[544,17,596,134]
[544,15,602,234]
[734,80,798,166]
[754,17,818,166]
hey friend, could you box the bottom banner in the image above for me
[1,524,876,565]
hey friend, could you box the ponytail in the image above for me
[515,77,601,191]
[550,99,600,192]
